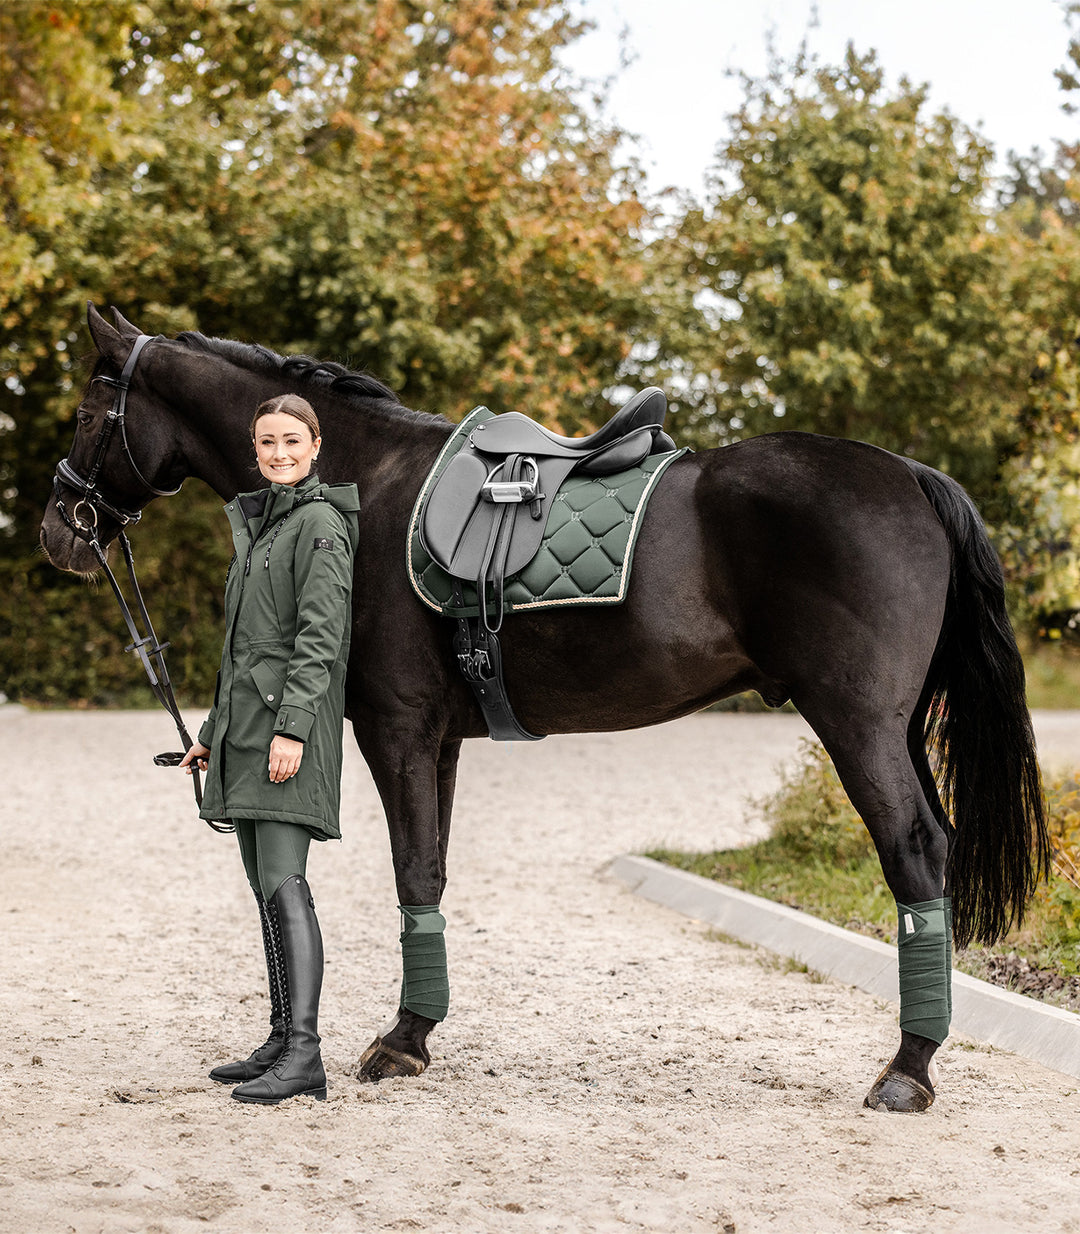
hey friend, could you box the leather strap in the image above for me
[452,584,542,742]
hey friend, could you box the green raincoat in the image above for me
[198,472,360,840]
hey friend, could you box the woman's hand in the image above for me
[179,742,210,774]
[268,735,304,783]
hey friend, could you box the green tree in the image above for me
[666,46,1016,504]
[970,3,1080,626]
[0,1,141,321]
[993,202,1080,625]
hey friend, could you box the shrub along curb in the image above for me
[608,854,1080,1082]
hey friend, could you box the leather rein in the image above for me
[52,334,231,831]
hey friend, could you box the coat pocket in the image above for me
[250,659,287,712]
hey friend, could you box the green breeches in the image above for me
[236,819,312,901]
[399,905,450,1022]
[896,897,952,1045]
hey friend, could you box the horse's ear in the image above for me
[109,307,142,338]
[87,302,128,364]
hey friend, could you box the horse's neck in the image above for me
[166,361,449,500]
[316,401,452,497]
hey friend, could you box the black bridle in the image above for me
[53,333,180,530]
[52,334,230,830]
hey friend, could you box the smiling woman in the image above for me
[250,394,322,488]
[178,387,361,1106]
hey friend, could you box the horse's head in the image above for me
[40,304,184,574]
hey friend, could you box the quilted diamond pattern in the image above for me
[408,415,688,617]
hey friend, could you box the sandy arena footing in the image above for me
[3,708,1080,1233]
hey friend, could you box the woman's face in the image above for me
[253,412,321,487]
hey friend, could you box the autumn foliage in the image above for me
[5,4,1080,700]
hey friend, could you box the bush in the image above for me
[1035,776,1080,975]
[756,740,874,867]
[652,739,1080,997]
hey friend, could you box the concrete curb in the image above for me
[608,853,1080,1082]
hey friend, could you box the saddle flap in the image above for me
[420,450,578,582]
[418,448,491,572]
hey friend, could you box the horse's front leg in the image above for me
[355,726,461,1081]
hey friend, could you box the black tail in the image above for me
[904,460,1049,947]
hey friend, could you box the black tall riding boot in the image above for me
[231,875,327,1104]
[209,892,286,1083]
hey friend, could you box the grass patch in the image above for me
[1021,637,1080,710]
[647,741,1080,1010]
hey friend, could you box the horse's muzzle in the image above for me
[39,505,107,574]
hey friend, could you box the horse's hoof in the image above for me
[357,1037,427,1083]
[358,1036,382,1070]
[863,1065,935,1112]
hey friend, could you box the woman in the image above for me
[181,393,360,1105]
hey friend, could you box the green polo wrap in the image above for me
[896,897,951,1044]
[400,905,449,1022]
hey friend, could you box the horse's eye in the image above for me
[77,410,94,426]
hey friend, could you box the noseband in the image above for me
[50,333,228,830]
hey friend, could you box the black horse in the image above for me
[40,306,1048,1112]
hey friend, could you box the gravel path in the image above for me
[3,707,1080,1233]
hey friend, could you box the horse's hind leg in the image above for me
[800,701,951,1112]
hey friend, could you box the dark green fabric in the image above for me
[896,897,951,1044]
[198,472,360,839]
[399,905,449,1022]
[236,819,312,902]
[407,406,689,618]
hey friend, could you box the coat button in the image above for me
[266,693,275,702]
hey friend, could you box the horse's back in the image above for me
[695,430,949,579]
[699,429,934,522]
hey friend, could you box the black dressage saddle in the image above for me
[419,386,672,624]
[416,388,673,741]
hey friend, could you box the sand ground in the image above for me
[3,707,1080,1234]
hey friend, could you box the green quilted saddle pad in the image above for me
[407,407,689,618]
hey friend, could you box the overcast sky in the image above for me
[564,0,1076,197]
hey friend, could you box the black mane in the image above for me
[174,331,446,426]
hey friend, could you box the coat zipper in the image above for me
[258,495,327,571]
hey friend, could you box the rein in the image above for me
[52,334,232,833]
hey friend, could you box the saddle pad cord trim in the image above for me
[509,448,684,611]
